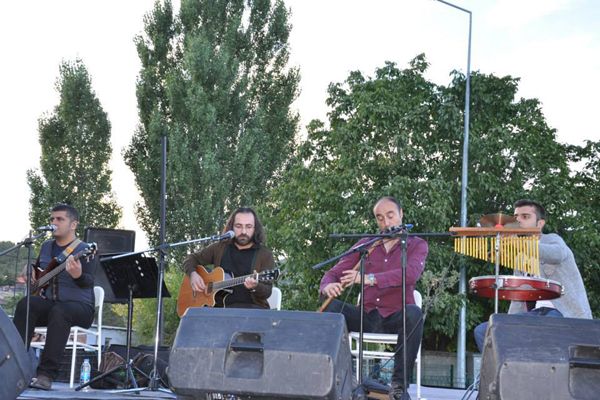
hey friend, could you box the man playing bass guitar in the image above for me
[182,207,275,310]
[13,203,97,390]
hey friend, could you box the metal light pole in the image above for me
[434,0,472,388]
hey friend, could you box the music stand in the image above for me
[75,254,170,392]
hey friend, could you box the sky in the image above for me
[1,0,599,248]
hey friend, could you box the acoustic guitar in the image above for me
[177,265,280,317]
[32,242,98,295]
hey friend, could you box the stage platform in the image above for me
[18,382,476,400]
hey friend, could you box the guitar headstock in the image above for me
[81,242,98,261]
[259,268,280,282]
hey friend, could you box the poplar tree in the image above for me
[125,0,299,247]
[27,59,121,234]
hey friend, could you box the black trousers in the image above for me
[13,296,94,379]
[324,299,423,387]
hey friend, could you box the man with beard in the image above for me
[183,207,275,308]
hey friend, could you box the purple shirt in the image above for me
[320,236,428,317]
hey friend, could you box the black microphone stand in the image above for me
[97,232,234,394]
[0,230,48,347]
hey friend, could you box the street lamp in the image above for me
[434,0,472,389]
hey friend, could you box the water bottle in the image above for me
[80,358,91,391]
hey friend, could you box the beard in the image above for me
[234,234,252,246]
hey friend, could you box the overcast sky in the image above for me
[1,0,598,248]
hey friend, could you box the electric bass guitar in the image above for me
[177,265,280,317]
[31,242,98,295]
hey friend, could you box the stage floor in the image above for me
[17,382,476,400]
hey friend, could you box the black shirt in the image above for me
[220,243,259,306]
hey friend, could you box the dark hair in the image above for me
[374,196,403,213]
[224,207,266,245]
[51,203,79,222]
[513,199,546,220]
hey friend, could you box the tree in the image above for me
[0,241,26,286]
[27,60,121,234]
[125,0,299,250]
[125,0,299,345]
[262,55,588,351]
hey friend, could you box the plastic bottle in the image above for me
[80,358,91,391]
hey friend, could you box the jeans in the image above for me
[13,296,94,379]
[324,299,423,387]
[474,307,563,353]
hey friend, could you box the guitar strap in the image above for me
[55,238,83,264]
[49,238,83,300]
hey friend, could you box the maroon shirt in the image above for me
[320,236,428,317]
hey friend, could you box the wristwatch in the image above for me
[368,273,375,286]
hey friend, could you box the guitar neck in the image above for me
[32,247,91,292]
[32,262,67,292]
[212,272,257,291]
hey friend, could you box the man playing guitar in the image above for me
[182,207,275,309]
[13,204,96,390]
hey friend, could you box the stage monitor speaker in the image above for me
[479,313,600,400]
[0,306,33,400]
[84,227,136,303]
[168,308,353,400]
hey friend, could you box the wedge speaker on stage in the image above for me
[0,307,33,400]
[168,308,353,399]
[479,313,600,400]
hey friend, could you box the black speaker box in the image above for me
[0,307,33,400]
[480,314,600,400]
[84,227,136,254]
[84,227,136,303]
[168,308,354,399]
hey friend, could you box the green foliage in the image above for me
[565,141,600,314]
[132,264,183,346]
[125,0,299,254]
[27,59,121,234]
[262,55,588,351]
[0,241,27,286]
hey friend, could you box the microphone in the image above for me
[37,224,57,232]
[385,224,414,233]
[212,230,235,241]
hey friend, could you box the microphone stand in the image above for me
[98,232,233,395]
[0,230,48,347]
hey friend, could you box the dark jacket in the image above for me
[183,240,275,308]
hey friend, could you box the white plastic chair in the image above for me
[31,286,104,387]
[349,290,423,399]
[267,286,282,310]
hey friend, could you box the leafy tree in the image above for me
[0,241,27,286]
[125,0,299,251]
[565,141,600,314]
[125,0,299,344]
[262,55,588,351]
[27,60,122,235]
